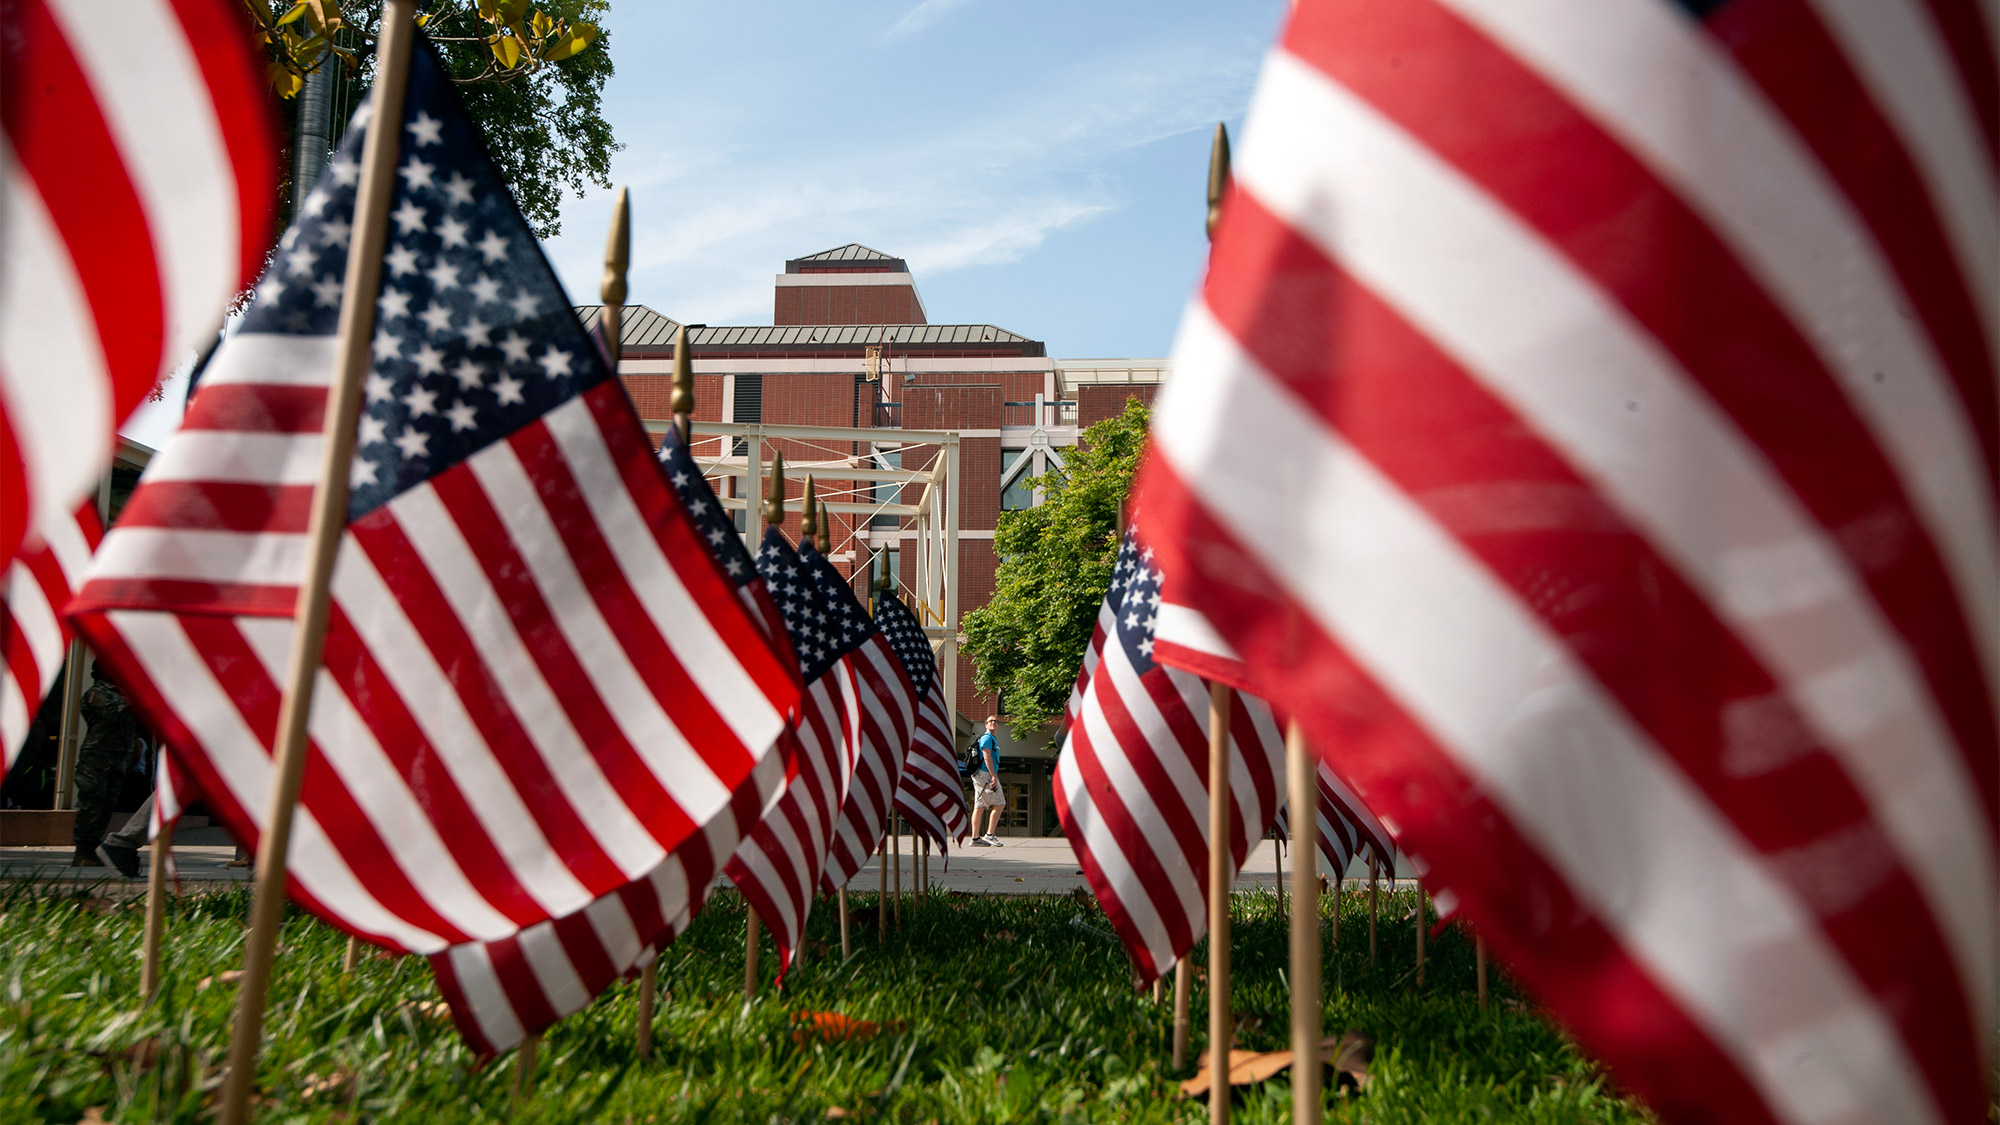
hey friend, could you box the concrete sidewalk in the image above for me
[2,829,1414,899]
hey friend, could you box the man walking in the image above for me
[70,670,138,868]
[969,715,1006,846]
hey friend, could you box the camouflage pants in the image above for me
[71,740,132,850]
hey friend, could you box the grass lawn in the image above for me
[0,877,1656,1123]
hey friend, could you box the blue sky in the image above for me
[125,1,1289,448]
[537,0,1290,357]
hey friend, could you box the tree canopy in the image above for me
[963,397,1150,733]
[246,0,618,237]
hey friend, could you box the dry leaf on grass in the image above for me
[790,1010,907,1045]
[74,1108,109,1124]
[300,1067,356,1101]
[1179,1032,1375,1099]
[194,969,245,991]
[397,999,450,1021]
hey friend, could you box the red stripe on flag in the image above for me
[427,463,693,853]
[347,509,626,893]
[161,0,281,289]
[113,481,315,534]
[1201,186,1983,1103]
[1286,0,2000,812]
[318,604,546,929]
[177,614,470,948]
[175,383,327,435]
[0,0,167,430]
[1701,0,1997,474]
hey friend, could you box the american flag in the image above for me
[69,40,799,960]
[724,527,870,982]
[803,541,916,895]
[875,587,970,852]
[1052,530,1287,983]
[0,0,275,570]
[427,426,797,1054]
[1136,2,1996,1122]
[2,503,100,771]
[1271,754,1397,886]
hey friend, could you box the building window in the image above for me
[731,374,762,455]
[1001,447,1037,510]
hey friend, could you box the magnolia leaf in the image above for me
[498,0,531,23]
[528,10,552,38]
[276,1,308,26]
[488,31,522,69]
[302,0,340,37]
[265,59,302,98]
[476,0,500,19]
[541,21,597,62]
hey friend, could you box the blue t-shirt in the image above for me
[976,731,1000,776]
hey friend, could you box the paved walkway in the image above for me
[2,829,1416,899]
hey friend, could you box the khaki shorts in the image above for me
[971,770,1006,809]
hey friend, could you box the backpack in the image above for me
[961,741,988,776]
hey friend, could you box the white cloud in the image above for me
[886,0,976,39]
[543,19,1265,328]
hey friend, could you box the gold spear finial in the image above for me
[816,498,831,554]
[1206,124,1230,242]
[876,559,893,596]
[669,324,693,445]
[800,475,818,543]
[599,186,630,368]
[764,451,785,528]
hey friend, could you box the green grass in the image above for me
[0,877,1657,1123]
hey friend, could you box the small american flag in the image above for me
[1053,530,1286,983]
[70,39,799,960]
[725,527,870,982]
[428,426,796,1055]
[802,541,916,896]
[874,587,969,852]
[2,503,100,771]
[1137,1,1996,1121]
[0,0,275,571]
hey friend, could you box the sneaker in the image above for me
[983,835,1003,847]
[970,837,992,847]
[96,843,141,879]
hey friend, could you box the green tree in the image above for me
[244,0,618,237]
[963,397,1150,732]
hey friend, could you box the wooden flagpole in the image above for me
[743,908,760,1003]
[1201,123,1235,1125]
[594,184,664,1050]
[1172,958,1192,1070]
[215,7,415,1123]
[139,819,173,1002]
[1415,884,1427,988]
[1476,933,1488,1010]
[1206,681,1233,1125]
[1368,857,1379,967]
[1285,721,1320,1125]
[1274,831,1284,913]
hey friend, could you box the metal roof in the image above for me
[575,304,683,349]
[572,305,1042,356]
[786,243,908,273]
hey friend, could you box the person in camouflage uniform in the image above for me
[70,670,139,865]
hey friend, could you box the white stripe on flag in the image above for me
[1153,306,1941,1125]
[469,441,729,815]
[191,333,341,389]
[1235,53,1996,1012]
[331,535,593,916]
[541,396,783,754]
[139,431,325,485]
[0,150,113,526]
[388,482,661,880]
[234,617,517,942]
[45,0,241,357]
[89,527,309,588]
[1432,0,2000,686]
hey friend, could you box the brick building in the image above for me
[581,245,1164,834]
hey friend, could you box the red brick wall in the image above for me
[1077,384,1159,429]
[898,385,1002,720]
[775,284,926,325]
